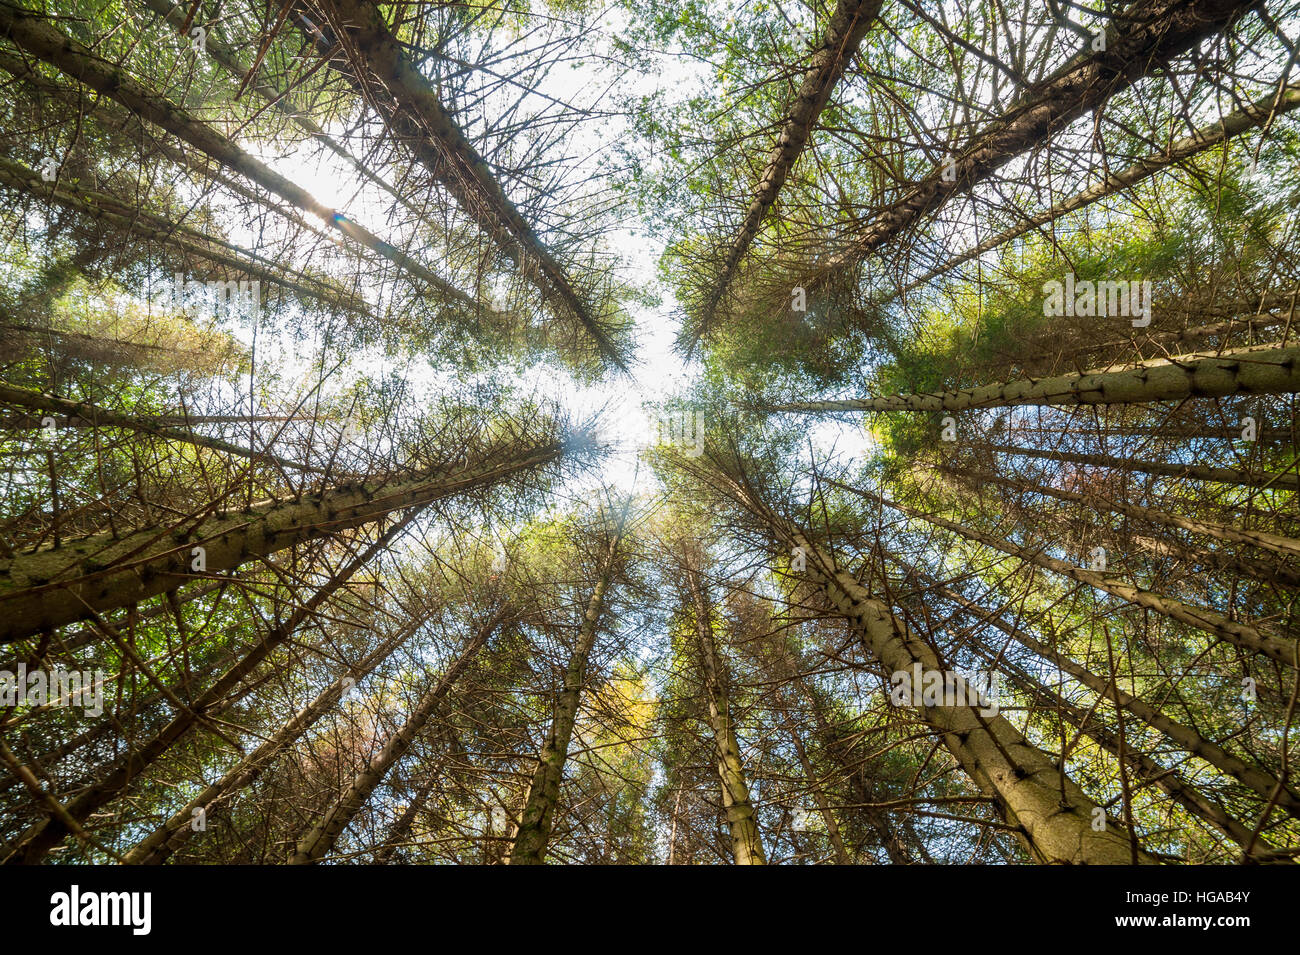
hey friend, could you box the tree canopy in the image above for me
[0,0,1297,869]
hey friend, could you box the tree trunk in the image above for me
[920,571,1300,819]
[0,435,562,643]
[939,463,1300,560]
[970,638,1290,861]
[855,486,1299,667]
[693,0,883,334]
[297,0,624,370]
[817,0,1256,283]
[371,750,453,865]
[683,564,766,864]
[989,443,1299,492]
[288,604,511,864]
[135,0,425,221]
[766,344,1300,413]
[0,581,226,677]
[789,527,1157,862]
[0,156,372,320]
[0,1,487,314]
[0,380,328,475]
[708,469,1157,862]
[784,720,849,864]
[889,82,1300,300]
[507,533,621,864]
[124,611,433,864]
[0,642,236,799]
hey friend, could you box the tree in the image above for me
[2,0,1297,868]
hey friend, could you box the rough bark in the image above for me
[765,344,1300,413]
[710,470,1156,862]
[297,0,625,370]
[684,564,766,864]
[890,82,1300,300]
[788,528,1157,863]
[0,1,487,313]
[925,576,1300,819]
[0,582,226,677]
[0,436,561,643]
[2,508,422,864]
[507,533,621,864]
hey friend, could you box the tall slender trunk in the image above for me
[683,564,766,864]
[914,569,1300,819]
[134,0,426,221]
[0,435,562,642]
[783,720,848,864]
[0,47,341,248]
[765,344,1300,413]
[297,0,624,370]
[370,725,461,867]
[1122,528,1300,591]
[955,297,1299,381]
[968,637,1289,861]
[693,0,883,335]
[935,466,1300,590]
[709,471,1157,862]
[507,533,622,865]
[0,643,236,799]
[666,786,683,864]
[0,412,317,430]
[0,156,373,320]
[288,604,511,864]
[998,424,1295,442]
[938,463,1300,560]
[888,82,1300,301]
[987,443,1299,492]
[816,0,1256,285]
[846,484,1299,666]
[0,380,328,475]
[776,648,927,862]
[0,1,488,314]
